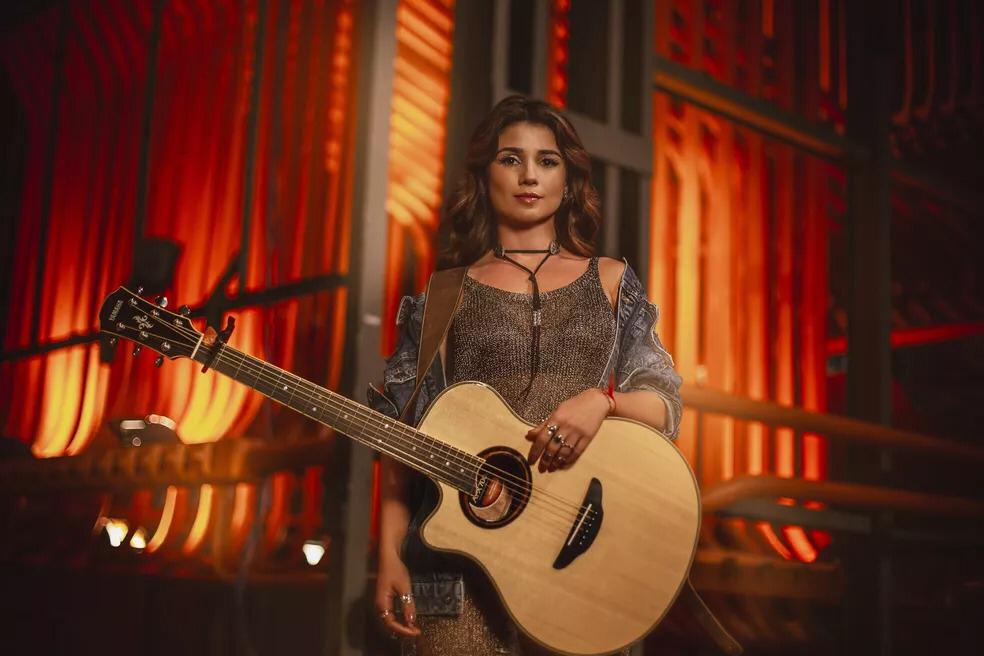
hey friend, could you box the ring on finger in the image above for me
[398,592,413,604]
[379,609,392,619]
[547,424,558,437]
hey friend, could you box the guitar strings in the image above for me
[202,342,596,531]
[207,346,594,536]
[128,318,599,530]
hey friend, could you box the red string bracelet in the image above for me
[604,372,617,415]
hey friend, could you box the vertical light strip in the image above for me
[782,525,818,563]
[546,0,570,108]
[819,0,830,92]
[837,0,847,109]
[762,0,774,38]
[146,485,178,554]
[182,484,214,556]
[755,521,792,560]
[381,0,456,353]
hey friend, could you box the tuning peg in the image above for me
[178,305,191,316]
[132,345,142,357]
[155,296,168,308]
[154,355,165,368]
[136,286,145,295]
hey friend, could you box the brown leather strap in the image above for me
[398,266,467,423]
[680,580,743,654]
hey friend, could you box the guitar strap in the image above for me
[398,266,467,424]
[396,264,742,655]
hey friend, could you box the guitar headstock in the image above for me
[99,287,202,363]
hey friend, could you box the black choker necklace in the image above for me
[491,239,560,398]
[493,240,560,258]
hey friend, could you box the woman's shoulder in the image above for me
[597,256,628,304]
[597,256,628,282]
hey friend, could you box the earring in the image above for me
[562,187,570,201]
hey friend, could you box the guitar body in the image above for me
[415,381,701,656]
[96,287,700,656]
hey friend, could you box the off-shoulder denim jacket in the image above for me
[365,260,684,614]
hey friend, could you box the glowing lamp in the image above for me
[302,539,328,566]
[103,518,129,547]
[130,527,148,551]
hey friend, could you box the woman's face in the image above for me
[487,121,567,228]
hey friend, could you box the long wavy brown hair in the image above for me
[438,95,602,268]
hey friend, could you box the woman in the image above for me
[367,95,683,655]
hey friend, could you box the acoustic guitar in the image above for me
[99,286,700,655]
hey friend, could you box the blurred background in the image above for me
[0,0,982,654]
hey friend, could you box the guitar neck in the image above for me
[193,340,479,492]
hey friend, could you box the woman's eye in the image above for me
[541,158,560,167]
[499,156,519,165]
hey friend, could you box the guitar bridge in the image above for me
[552,477,603,569]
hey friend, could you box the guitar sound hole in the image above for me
[459,447,531,528]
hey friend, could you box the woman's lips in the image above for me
[514,194,542,203]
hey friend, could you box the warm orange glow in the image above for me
[230,483,253,541]
[546,0,570,108]
[32,346,85,457]
[103,518,129,548]
[382,0,456,353]
[762,0,774,38]
[182,484,214,556]
[130,527,148,550]
[819,0,831,92]
[146,485,178,554]
[755,521,792,560]
[653,0,837,561]
[66,344,110,455]
[782,525,818,563]
[838,0,848,109]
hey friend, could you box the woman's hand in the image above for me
[525,387,611,472]
[375,549,421,639]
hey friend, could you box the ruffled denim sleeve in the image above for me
[365,291,429,425]
[614,267,684,440]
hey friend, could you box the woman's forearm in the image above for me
[379,454,413,560]
[611,389,670,433]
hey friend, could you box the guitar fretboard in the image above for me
[195,341,482,492]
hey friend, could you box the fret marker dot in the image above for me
[282,385,288,391]
[311,406,316,412]
[445,461,450,466]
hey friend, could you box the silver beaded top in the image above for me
[447,257,616,424]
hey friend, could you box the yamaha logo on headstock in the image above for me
[108,299,124,322]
